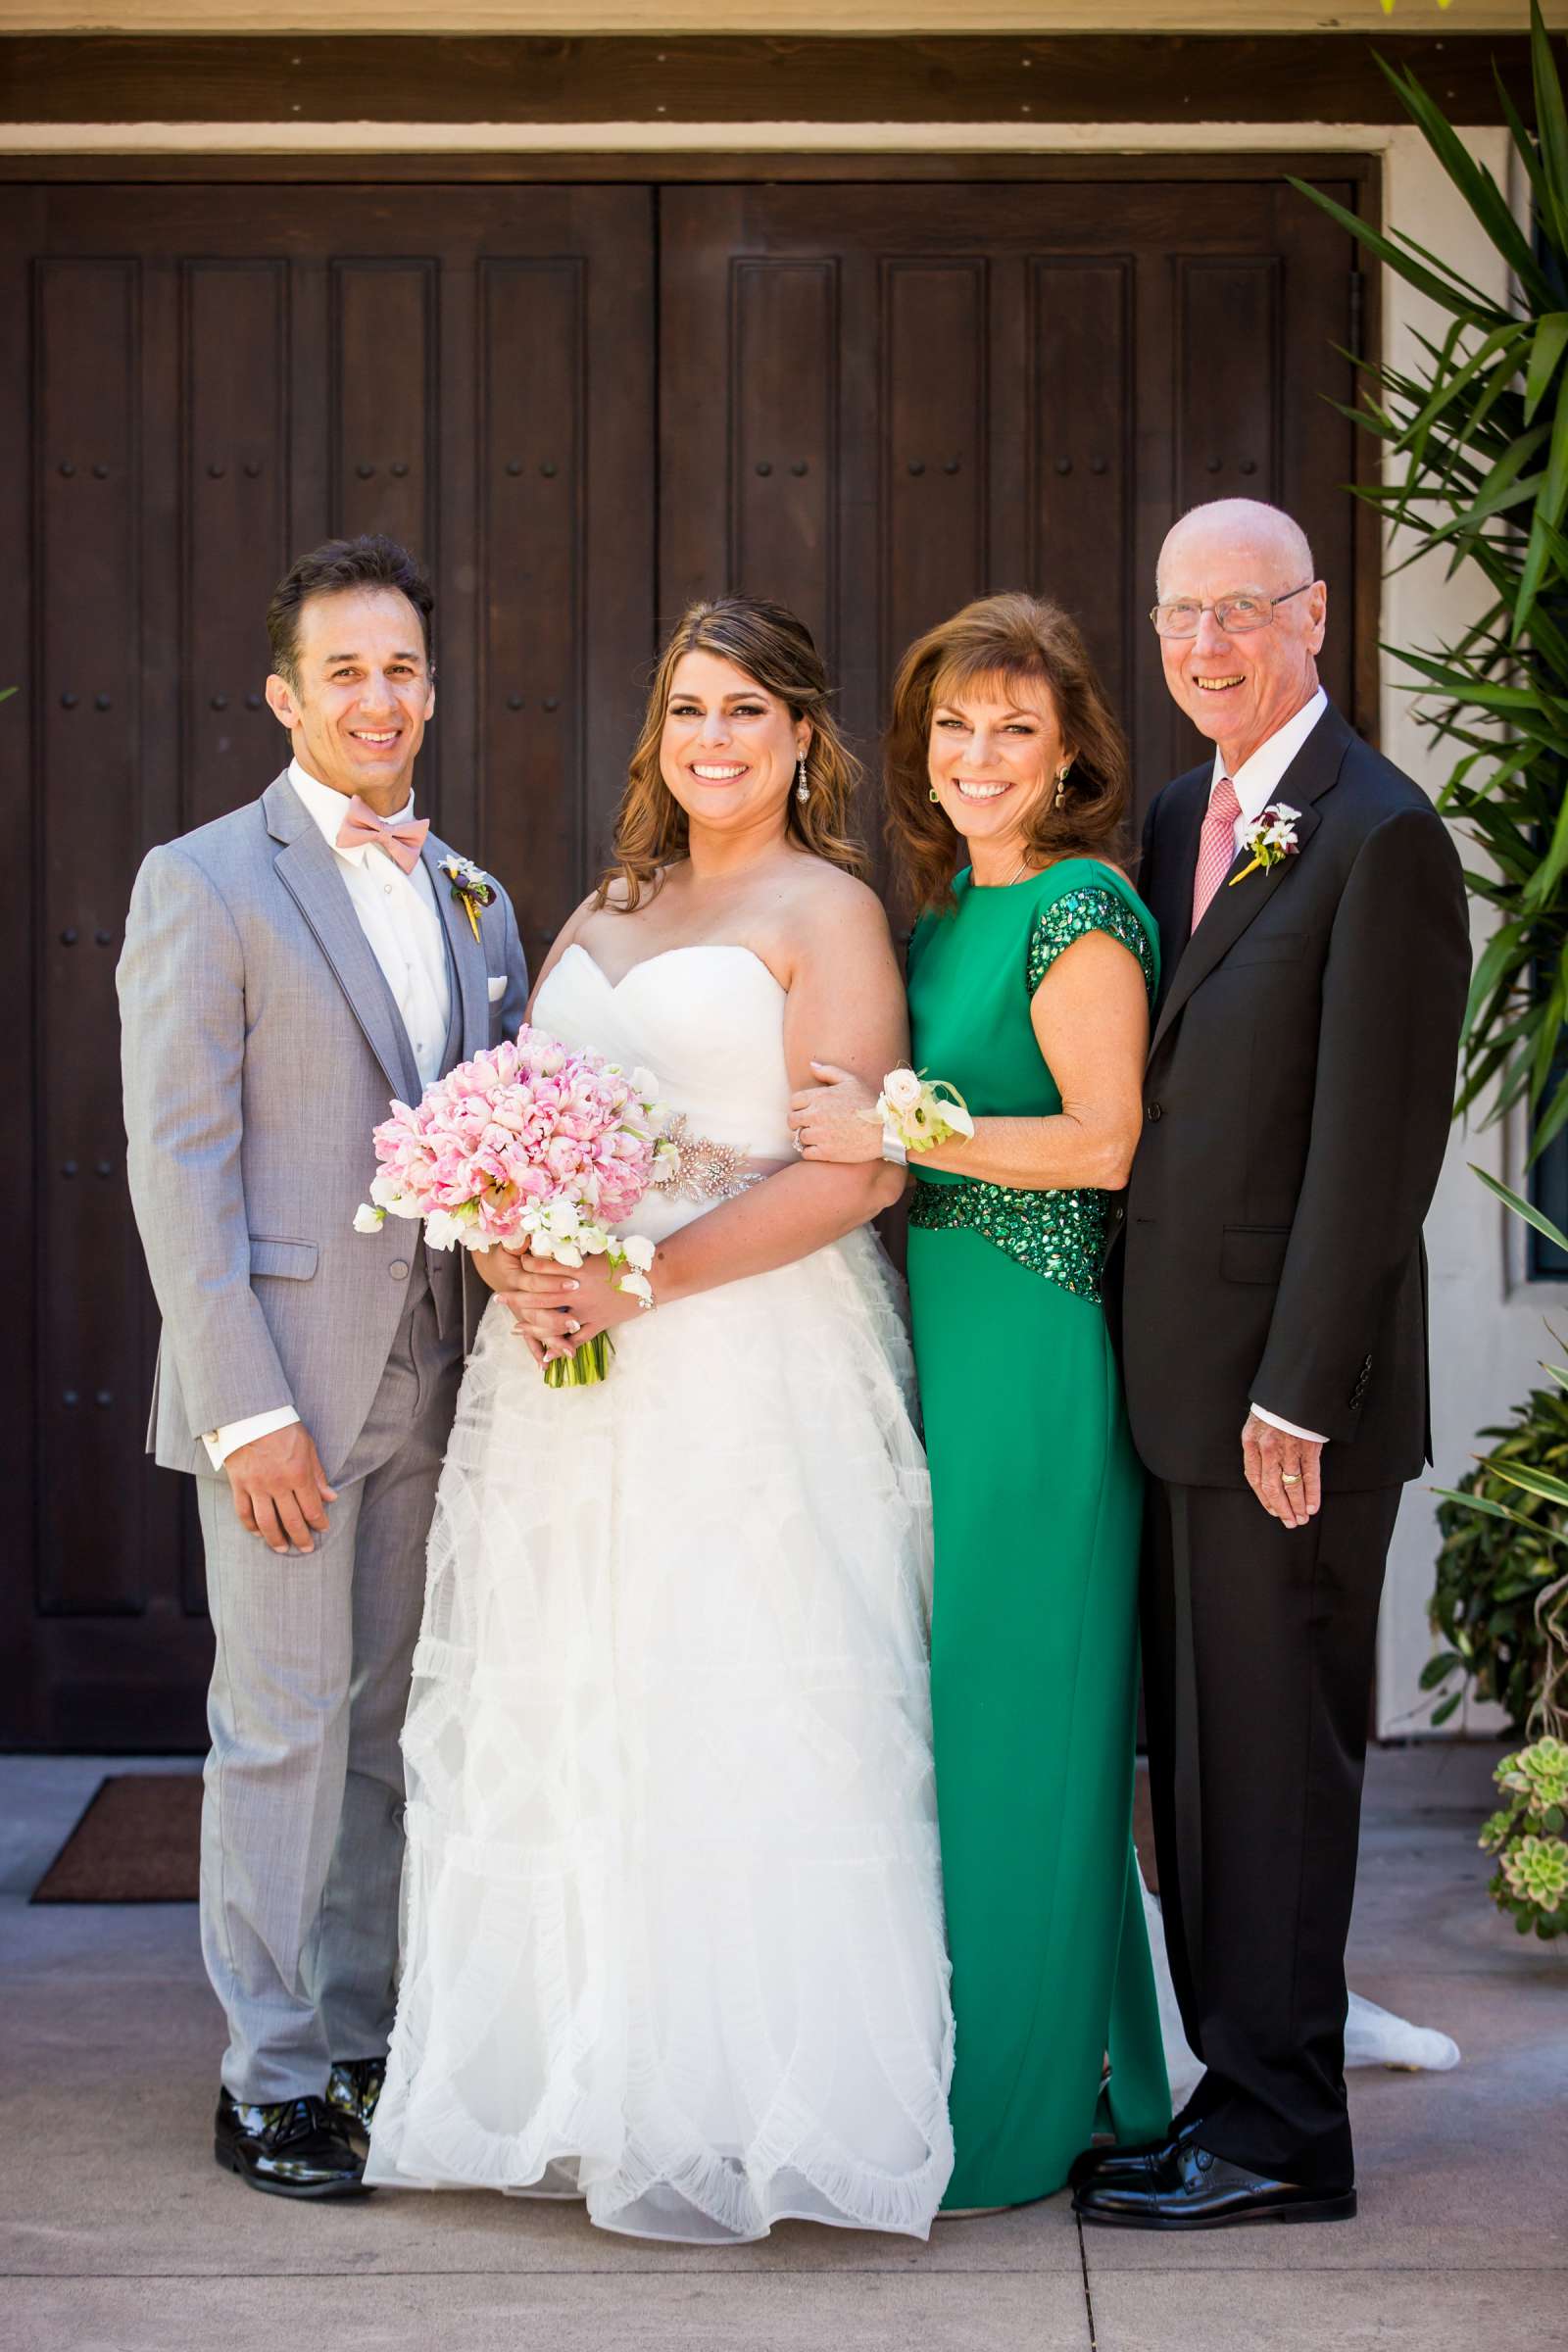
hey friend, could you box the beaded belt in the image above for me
[650,1113,791,1204]
[907,1176,1112,1303]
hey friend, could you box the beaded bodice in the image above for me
[905,864,1159,1304]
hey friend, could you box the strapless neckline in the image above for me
[562,940,786,997]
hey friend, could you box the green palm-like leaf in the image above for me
[1471,1164,1568,1255]
[1300,7,1568,1162]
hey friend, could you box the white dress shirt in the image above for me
[1214,685,1327,852]
[1205,686,1330,1449]
[205,759,453,1471]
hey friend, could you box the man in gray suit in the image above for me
[119,535,529,2196]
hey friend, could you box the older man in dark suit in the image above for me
[1077,500,1469,2230]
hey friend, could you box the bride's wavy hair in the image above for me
[595,597,866,911]
[884,591,1131,916]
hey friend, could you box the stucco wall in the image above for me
[1373,125,1535,1740]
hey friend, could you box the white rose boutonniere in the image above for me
[1229,802,1301,890]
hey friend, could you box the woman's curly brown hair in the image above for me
[884,591,1131,916]
[596,597,865,911]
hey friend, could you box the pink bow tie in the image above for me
[335,795,429,875]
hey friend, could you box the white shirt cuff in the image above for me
[204,1405,300,1470]
[1250,1401,1329,1446]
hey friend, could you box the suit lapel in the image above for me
[264,772,422,1105]
[423,834,489,1061]
[1148,703,1353,1063]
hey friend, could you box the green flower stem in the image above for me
[542,1332,616,1390]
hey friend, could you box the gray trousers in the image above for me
[196,1275,461,2104]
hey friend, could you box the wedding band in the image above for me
[1281,1472,1301,1485]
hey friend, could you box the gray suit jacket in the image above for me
[118,771,530,1479]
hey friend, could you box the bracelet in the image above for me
[880,1129,909,1168]
[610,1234,657,1310]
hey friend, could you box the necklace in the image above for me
[1004,858,1034,887]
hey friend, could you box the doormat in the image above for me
[31,1774,201,1903]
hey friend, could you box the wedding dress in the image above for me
[366,942,956,2240]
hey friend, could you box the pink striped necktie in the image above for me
[1191,774,1242,932]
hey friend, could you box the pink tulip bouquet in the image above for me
[355,1024,674,1387]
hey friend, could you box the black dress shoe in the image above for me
[325,2057,386,2152]
[1067,2114,1200,2192]
[214,2089,369,2198]
[1073,2138,1355,2230]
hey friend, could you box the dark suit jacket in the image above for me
[1120,701,1470,1493]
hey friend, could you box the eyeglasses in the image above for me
[1149,583,1312,639]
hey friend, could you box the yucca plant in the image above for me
[1296,4,1568,1161]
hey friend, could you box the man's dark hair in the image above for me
[267,534,434,689]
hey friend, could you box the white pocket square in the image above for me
[487,975,508,1003]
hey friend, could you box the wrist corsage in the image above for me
[872,1065,975,1157]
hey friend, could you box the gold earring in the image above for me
[1054,763,1071,810]
[929,784,941,804]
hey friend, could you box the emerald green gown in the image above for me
[906,858,1172,2209]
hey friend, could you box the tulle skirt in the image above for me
[366,1227,956,2241]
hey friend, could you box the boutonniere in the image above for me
[438,853,498,940]
[1229,802,1301,889]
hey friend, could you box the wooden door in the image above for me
[1,167,1368,1748]
[659,178,1366,865]
[0,184,655,1746]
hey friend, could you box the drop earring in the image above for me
[1054,762,1072,810]
[796,754,809,805]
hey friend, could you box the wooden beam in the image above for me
[4,2,1562,29]
[0,34,1539,128]
[0,150,1383,186]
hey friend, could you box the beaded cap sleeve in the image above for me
[1027,883,1156,1001]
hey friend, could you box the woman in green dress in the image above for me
[790,592,1171,2207]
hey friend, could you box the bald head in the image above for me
[1153,498,1327,773]
[1156,500,1314,600]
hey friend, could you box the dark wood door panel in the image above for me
[33,256,151,1621]
[182,259,295,832]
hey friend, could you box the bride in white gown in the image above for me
[367,598,957,2239]
[367,596,1454,2242]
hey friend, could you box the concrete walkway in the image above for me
[2,1743,1561,2352]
